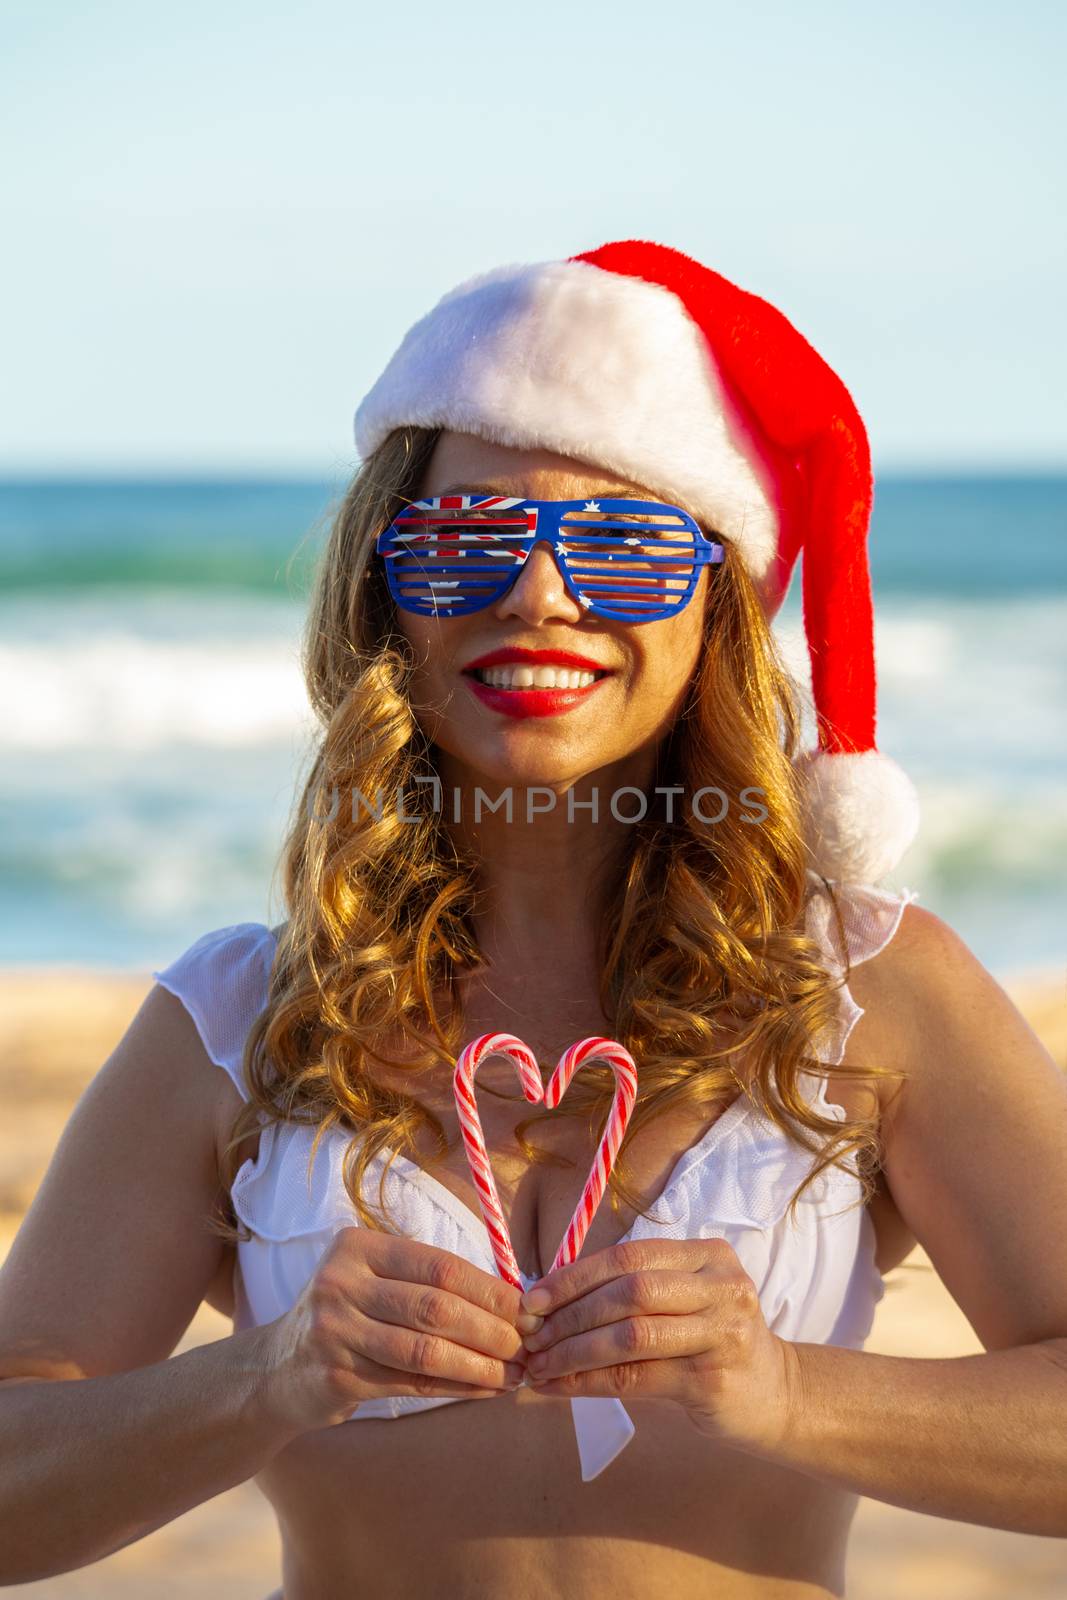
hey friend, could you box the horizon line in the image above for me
[0,460,1066,485]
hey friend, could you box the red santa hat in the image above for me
[354,238,920,884]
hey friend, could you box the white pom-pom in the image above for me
[795,749,920,884]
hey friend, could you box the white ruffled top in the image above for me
[153,872,918,1482]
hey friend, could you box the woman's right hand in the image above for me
[253,1228,530,1432]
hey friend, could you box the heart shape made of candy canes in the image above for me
[452,1032,639,1289]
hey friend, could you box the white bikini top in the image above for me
[153,872,918,1482]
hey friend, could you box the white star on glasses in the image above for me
[582,500,601,513]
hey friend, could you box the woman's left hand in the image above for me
[518,1238,800,1454]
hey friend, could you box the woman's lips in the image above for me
[463,674,611,720]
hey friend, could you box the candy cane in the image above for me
[453,1033,544,1289]
[453,1032,639,1286]
[544,1037,638,1273]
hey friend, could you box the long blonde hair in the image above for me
[209,425,904,1243]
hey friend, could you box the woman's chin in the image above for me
[433,743,602,803]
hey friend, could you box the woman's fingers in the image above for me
[338,1232,528,1389]
[340,1337,526,1401]
[358,1272,527,1364]
[519,1238,721,1318]
[346,1306,526,1391]
[522,1357,684,1400]
[362,1232,522,1324]
[522,1268,712,1352]
[525,1311,715,1382]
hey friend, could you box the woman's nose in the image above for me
[492,539,584,624]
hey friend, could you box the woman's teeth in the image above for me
[473,666,602,690]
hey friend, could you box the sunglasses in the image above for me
[375,495,725,623]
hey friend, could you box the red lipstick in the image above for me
[461,646,614,720]
[462,646,612,672]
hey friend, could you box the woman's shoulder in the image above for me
[150,920,283,1104]
[839,896,1011,1116]
[151,920,283,1007]
[844,897,984,1009]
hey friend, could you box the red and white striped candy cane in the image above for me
[453,1033,544,1289]
[544,1037,639,1274]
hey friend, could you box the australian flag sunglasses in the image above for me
[375,495,725,624]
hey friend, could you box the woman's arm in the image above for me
[0,1325,295,1584]
[770,1334,1067,1536]
[756,904,1067,1537]
[0,986,301,1583]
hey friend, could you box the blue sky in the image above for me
[2,0,1063,474]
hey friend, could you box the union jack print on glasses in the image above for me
[375,496,725,623]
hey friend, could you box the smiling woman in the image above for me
[1,238,1066,1600]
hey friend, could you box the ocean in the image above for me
[1,475,1064,978]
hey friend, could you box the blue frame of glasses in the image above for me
[375,495,725,623]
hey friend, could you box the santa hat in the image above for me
[354,239,920,884]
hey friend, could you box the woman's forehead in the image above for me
[421,431,660,502]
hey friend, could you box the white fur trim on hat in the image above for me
[354,259,781,581]
[796,749,921,884]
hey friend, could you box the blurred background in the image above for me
[1,2,1065,1595]
[2,0,1065,980]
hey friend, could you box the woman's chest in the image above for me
[367,1001,912,1282]
[369,988,756,1281]
[405,1072,742,1283]
[208,1050,740,1315]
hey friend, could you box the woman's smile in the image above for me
[462,646,617,720]
[464,674,611,720]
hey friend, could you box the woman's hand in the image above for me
[255,1228,529,1433]
[518,1238,798,1454]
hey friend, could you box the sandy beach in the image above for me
[0,964,1064,1597]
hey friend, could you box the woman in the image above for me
[1,241,1065,1599]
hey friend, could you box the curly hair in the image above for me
[207,424,905,1246]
